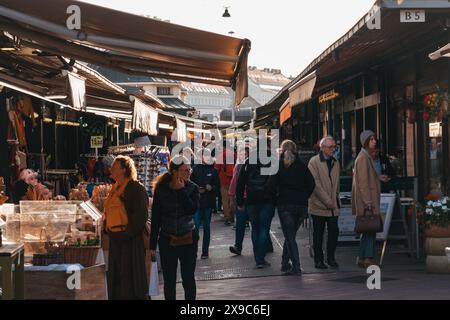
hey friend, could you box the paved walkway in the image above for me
[152,212,450,300]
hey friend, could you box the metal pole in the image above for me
[40,102,46,179]
[231,90,236,127]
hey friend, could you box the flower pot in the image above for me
[424,224,450,238]
[425,238,450,256]
[426,255,450,274]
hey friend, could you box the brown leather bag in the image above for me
[169,231,193,247]
[354,208,383,234]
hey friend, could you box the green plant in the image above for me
[422,194,450,228]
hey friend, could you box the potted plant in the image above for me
[423,194,450,238]
[422,87,450,123]
[421,194,450,274]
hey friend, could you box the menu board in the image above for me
[337,193,396,242]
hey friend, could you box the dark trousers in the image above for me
[247,203,275,265]
[233,201,249,251]
[278,205,308,271]
[158,232,198,300]
[194,208,213,255]
[312,215,339,263]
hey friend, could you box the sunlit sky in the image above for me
[80,0,375,78]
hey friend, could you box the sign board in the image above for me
[90,136,104,149]
[400,10,425,23]
[429,122,442,138]
[319,90,340,104]
[338,193,397,242]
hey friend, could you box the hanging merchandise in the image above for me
[18,94,36,127]
[131,146,170,195]
[108,143,169,195]
[87,157,96,180]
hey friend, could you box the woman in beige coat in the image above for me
[352,130,389,268]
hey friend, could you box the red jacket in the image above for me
[215,149,235,187]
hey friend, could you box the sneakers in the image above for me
[289,269,303,276]
[256,260,271,269]
[314,261,328,269]
[280,262,292,273]
[229,246,242,256]
[327,260,339,269]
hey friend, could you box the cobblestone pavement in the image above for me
[152,213,450,300]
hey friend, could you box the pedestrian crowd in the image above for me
[103,130,388,300]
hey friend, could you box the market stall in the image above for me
[0,200,106,299]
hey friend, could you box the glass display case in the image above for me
[19,201,77,242]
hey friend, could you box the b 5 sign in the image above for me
[400,10,425,23]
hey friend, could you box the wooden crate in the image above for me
[22,264,107,300]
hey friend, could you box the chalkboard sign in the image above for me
[337,193,397,242]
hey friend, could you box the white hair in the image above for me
[320,136,335,148]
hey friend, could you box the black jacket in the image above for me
[236,157,276,207]
[107,180,149,300]
[267,156,316,207]
[190,164,220,209]
[150,178,199,250]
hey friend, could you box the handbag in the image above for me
[169,231,193,247]
[354,208,383,234]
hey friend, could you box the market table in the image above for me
[0,242,25,300]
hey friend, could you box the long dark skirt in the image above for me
[108,234,147,300]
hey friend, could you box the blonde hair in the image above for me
[113,155,138,181]
[280,140,297,168]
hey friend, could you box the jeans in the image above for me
[247,203,275,265]
[311,215,339,263]
[278,205,308,271]
[158,231,198,300]
[359,233,376,259]
[194,208,213,255]
[233,201,249,252]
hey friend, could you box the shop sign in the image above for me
[319,90,340,103]
[400,10,425,23]
[90,136,104,148]
[429,122,442,138]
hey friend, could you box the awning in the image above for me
[132,98,159,136]
[0,0,250,105]
[0,75,69,108]
[159,97,195,111]
[174,118,187,142]
[429,43,450,60]
[67,72,86,111]
[279,99,291,126]
[288,71,316,107]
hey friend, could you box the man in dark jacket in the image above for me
[268,140,315,275]
[236,147,276,269]
[190,149,220,259]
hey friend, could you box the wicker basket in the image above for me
[32,251,65,266]
[64,246,101,267]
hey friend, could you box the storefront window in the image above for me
[428,122,443,194]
